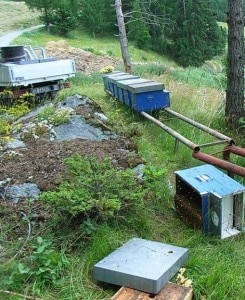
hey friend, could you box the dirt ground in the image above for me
[45,40,121,74]
[0,136,141,193]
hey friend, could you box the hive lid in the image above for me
[94,238,189,294]
[126,81,164,93]
[102,71,128,78]
[116,78,153,88]
[175,164,245,197]
[110,74,140,83]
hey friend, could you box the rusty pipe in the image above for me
[165,108,234,145]
[140,111,200,151]
[193,151,245,177]
[225,145,245,157]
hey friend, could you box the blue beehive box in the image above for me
[116,78,154,106]
[115,79,154,108]
[118,79,169,111]
[109,74,140,100]
[102,71,127,94]
[175,164,245,239]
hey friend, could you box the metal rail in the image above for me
[225,145,245,157]
[140,111,200,151]
[140,110,245,178]
[193,151,245,177]
[165,108,234,145]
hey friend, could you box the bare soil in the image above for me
[45,40,121,74]
[0,136,141,193]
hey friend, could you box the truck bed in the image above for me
[0,58,76,87]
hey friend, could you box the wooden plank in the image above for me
[111,283,193,300]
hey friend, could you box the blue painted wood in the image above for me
[102,71,171,111]
[175,164,245,196]
[102,71,126,93]
[109,75,140,100]
[175,164,245,238]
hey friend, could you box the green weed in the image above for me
[1,237,69,293]
[37,105,71,125]
[39,155,145,221]
[133,63,167,77]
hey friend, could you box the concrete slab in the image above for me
[111,284,193,300]
[94,238,189,294]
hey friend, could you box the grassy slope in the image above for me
[0,0,40,35]
[1,3,245,300]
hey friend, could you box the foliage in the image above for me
[100,65,115,74]
[24,0,54,29]
[79,0,116,35]
[166,0,226,67]
[127,0,151,48]
[24,0,80,35]
[0,101,30,144]
[2,8,245,299]
[40,155,145,221]
[0,116,12,135]
[2,237,69,289]
[49,1,80,36]
[133,63,167,77]
[23,0,227,65]
[2,104,30,118]
[37,105,72,125]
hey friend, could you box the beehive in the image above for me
[175,164,245,239]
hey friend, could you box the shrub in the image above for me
[39,155,145,221]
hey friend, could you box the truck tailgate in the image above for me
[0,59,76,86]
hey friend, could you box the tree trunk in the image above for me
[115,0,132,74]
[226,0,244,125]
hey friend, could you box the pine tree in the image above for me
[79,0,115,35]
[127,0,150,48]
[168,0,226,67]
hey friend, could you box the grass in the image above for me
[0,1,40,35]
[1,11,245,300]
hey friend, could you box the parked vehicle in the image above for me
[0,45,76,103]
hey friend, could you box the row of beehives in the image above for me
[102,71,170,112]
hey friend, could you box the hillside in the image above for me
[0,1,40,35]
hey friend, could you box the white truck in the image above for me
[0,45,76,102]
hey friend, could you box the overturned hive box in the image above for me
[175,164,245,239]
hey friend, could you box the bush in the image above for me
[39,155,145,222]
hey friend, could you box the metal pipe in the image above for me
[165,108,235,145]
[225,145,245,157]
[193,151,245,177]
[140,111,200,151]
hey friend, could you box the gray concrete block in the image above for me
[94,238,189,294]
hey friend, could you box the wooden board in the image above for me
[111,283,193,300]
